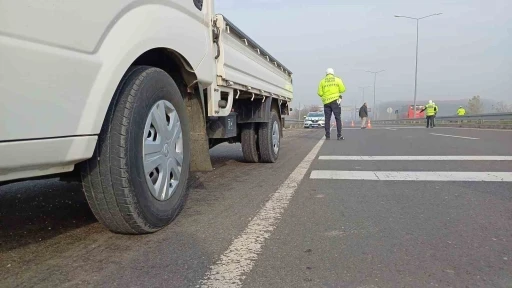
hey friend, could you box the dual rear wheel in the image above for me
[241,110,281,163]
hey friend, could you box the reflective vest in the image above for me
[317,75,346,105]
[457,108,466,116]
[425,103,436,116]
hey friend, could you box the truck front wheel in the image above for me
[258,109,281,163]
[81,66,190,234]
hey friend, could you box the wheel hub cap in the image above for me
[142,100,183,201]
[272,121,280,154]
[162,144,170,157]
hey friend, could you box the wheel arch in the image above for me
[93,47,213,172]
[77,2,214,137]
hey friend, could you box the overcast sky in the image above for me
[215,0,511,107]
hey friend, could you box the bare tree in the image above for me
[467,95,484,115]
[492,101,512,113]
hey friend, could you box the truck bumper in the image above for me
[0,136,97,182]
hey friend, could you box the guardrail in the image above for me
[283,118,304,129]
[372,112,512,129]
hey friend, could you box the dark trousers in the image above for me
[324,100,342,138]
[426,115,434,128]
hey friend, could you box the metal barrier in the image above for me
[283,118,304,129]
[372,113,512,129]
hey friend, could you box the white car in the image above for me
[303,112,325,128]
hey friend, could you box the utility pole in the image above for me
[358,86,371,104]
[365,70,385,120]
[395,13,442,118]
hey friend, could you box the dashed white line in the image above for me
[430,133,480,140]
[199,138,325,288]
[319,156,512,161]
[310,171,512,181]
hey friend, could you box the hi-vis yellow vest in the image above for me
[317,75,346,105]
[425,103,436,116]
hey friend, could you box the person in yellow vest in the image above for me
[420,100,436,128]
[432,102,438,127]
[457,106,466,116]
[317,68,346,140]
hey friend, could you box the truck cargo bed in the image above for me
[215,15,293,101]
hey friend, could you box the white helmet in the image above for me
[326,68,334,75]
[429,100,433,104]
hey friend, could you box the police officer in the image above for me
[432,102,438,127]
[317,68,346,140]
[420,100,436,128]
[457,106,466,116]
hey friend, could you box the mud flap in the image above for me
[185,87,213,172]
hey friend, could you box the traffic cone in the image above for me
[367,119,372,129]
[351,120,354,127]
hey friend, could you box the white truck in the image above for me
[0,0,293,234]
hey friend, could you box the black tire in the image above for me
[241,123,259,163]
[258,109,281,163]
[81,66,190,234]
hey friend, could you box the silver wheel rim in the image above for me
[272,121,280,154]
[143,100,183,201]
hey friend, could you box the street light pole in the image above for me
[365,70,385,120]
[358,86,370,103]
[395,13,442,118]
[414,19,419,119]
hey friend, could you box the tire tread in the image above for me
[81,66,188,234]
[241,123,260,163]
[258,110,280,163]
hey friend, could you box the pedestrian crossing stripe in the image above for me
[318,156,512,161]
[309,171,512,182]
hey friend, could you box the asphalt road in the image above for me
[1,127,511,288]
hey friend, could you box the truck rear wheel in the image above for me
[241,123,260,163]
[258,109,281,163]
[81,66,190,234]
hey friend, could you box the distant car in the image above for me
[304,112,325,128]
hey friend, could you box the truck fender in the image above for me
[76,4,214,136]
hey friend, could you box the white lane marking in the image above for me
[319,156,512,161]
[386,128,398,131]
[371,126,426,129]
[199,138,325,288]
[430,133,480,140]
[310,171,512,181]
[372,126,512,132]
[441,127,512,132]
